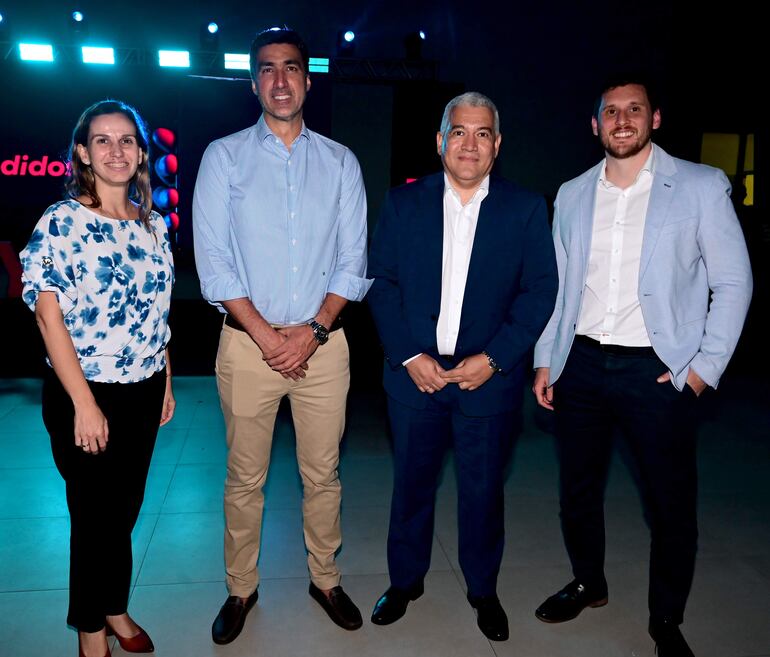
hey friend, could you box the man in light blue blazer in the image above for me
[532,77,752,657]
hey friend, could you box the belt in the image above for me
[224,314,343,333]
[574,334,655,356]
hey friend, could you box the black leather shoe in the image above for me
[649,619,695,657]
[535,580,608,623]
[309,582,363,630]
[468,594,509,641]
[370,584,424,625]
[211,589,259,645]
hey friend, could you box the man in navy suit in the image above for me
[532,77,752,657]
[367,92,558,641]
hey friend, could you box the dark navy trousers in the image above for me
[386,383,516,598]
[554,336,699,624]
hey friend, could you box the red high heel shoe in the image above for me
[106,623,154,653]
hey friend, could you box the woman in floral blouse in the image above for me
[20,100,174,657]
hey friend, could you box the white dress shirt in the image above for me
[576,147,654,346]
[437,174,489,355]
[403,174,489,364]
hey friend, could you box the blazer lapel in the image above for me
[463,180,500,300]
[640,147,678,280]
[416,174,445,321]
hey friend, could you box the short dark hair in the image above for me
[249,26,309,81]
[593,74,659,119]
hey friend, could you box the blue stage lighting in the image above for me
[158,50,190,68]
[19,43,54,62]
[207,22,218,34]
[72,11,84,22]
[419,30,426,40]
[344,30,355,42]
[308,57,329,74]
[224,53,249,70]
[82,46,114,65]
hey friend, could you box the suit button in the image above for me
[430,314,437,321]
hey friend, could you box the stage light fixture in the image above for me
[336,29,356,56]
[0,12,9,40]
[19,43,54,62]
[69,10,88,37]
[81,46,114,65]
[224,52,249,70]
[158,50,190,68]
[200,20,220,50]
[419,30,426,40]
[308,57,329,74]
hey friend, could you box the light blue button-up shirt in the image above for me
[193,115,371,324]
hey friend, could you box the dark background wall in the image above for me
[0,0,764,381]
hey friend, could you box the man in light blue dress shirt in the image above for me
[193,27,370,644]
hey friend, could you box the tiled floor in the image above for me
[0,375,768,657]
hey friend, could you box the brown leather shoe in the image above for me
[309,582,363,630]
[106,623,154,653]
[212,590,259,645]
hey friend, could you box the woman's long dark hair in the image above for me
[65,99,153,228]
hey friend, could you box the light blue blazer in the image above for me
[534,145,752,391]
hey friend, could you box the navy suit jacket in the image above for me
[367,173,558,416]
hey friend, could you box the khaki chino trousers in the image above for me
[215,323,350,595]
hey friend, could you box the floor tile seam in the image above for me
[130,512,165,596]
[0,514,70,521]
[0,585,68,593]
[147,442,186,524]
[166,422,195,462]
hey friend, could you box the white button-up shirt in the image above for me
[436,174,489,355]
[576,147,654,346]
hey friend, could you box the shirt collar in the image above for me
[599,143,655,189]
[443,173,490,204]
[256,114,311,144]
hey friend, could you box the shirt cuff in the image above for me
[200,274,248,305]
[328,271,373,303]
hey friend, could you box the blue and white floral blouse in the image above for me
[20,200,174,383]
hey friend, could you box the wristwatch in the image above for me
[308,319,330,345]
[482,351,501,373]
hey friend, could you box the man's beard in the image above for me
[601,124,652,159]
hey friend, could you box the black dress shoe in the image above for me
[649,619,695,657]
[371,584,424,625]
[211,589,259,645]
[535,580,608,623]
[468,594,509,641]
[309,582,363,630]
